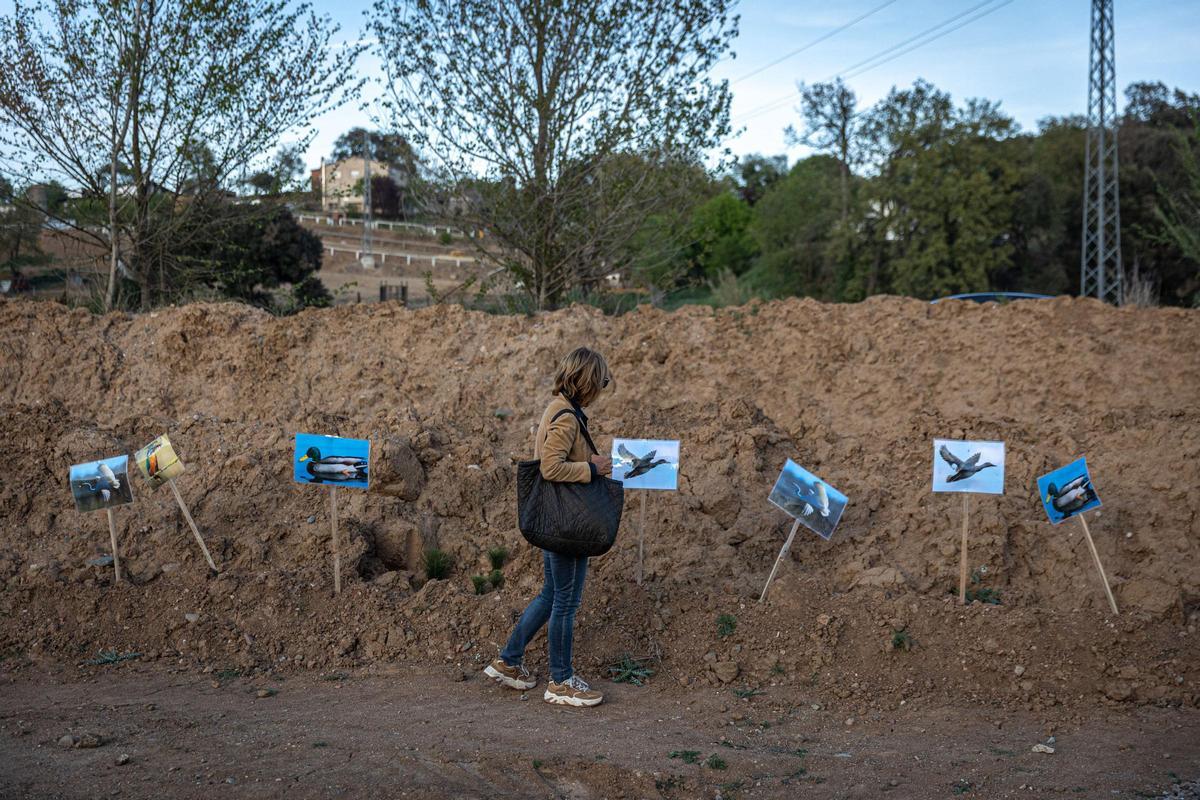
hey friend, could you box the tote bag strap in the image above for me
[548,407,599,456]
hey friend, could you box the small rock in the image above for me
[983,638,1000,654]
[1019,680,1035,692]
[449,668,467,682]
[185,613,200,624]
[1105,681,1133,701]
[1031,744,1055,754]
[811,704,821,711]
[817,614,832,627]
[160,563,181,574]
[256,689,275,699]
[57,734,76,748]
[307,515,316,524]
[76,732,104,748]
[712,661,739,683]
[115,754,131,766]
[87,555,114,567]
[1014,665,1026,677]
[844,717,854,726]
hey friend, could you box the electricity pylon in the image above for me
[1080,0,1123,304]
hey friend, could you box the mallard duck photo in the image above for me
[293,434,371,489]
[939,444,997,482]
[1037,457,1102,524]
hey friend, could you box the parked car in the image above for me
[930,292,1053,304]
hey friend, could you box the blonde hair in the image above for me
[553,347,611,406]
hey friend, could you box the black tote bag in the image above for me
[517,408,624,557]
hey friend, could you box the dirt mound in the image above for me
[0,296,1197,713]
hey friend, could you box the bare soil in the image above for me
[2,664,1198,799]
[0,295,1198,797]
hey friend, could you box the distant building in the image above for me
[310,157,407,213]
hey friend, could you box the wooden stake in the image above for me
[636,491,647,586]
[1077,514,1119,615]
[759,519,801,603]
[959,493,970,605]
[106,508,122,584]
[330,486,341,595]
[168,479,217,572]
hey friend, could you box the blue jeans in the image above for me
[500,550,589,683]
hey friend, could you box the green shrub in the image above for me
[487,546,509,570]
[471,575,489,595]
[423,549,452,581]
[716,614,737,638]
[488,568,505,589]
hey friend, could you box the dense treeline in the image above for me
[638,79,1200,307]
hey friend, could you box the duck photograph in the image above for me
[1038,456,1102,523]
[932,439,1006,495]
[767,458,848,540]
[133,433,186,490]
[293,433,370,488]
[611,438,680,491]
[69,455,134,513]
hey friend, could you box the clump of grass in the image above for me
[770,663,786,676]
[488,568,505,589]
[531,759,543,770]
[321,672,348,682]
[606,654,656,686]
[732,686,764,699]
[716,614,737,638]
[891,629,915,652]
[83,650,141,666]
[423,549,452,581]
[471,575,490,595]
[704,754,728,770]
[669,750,701,764]
[487,546,509,570]
[215,668,242,680]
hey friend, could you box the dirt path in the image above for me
[2,665,1197,799]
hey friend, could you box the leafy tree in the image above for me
[679,192,757,281]
[245,145,308,196]
[745,155,843,298]
[370,175,403,219]
[331,127,419,177]
[856,81,1017,299]
[734,154,787,206]
[172,202,326,308]
[371,0,737,309]
[788,79,862,221]
[0,0,361,310]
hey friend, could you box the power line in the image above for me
[732,0,901,84]
[730,0,1016,126]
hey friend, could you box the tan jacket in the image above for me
[535,394,595,483]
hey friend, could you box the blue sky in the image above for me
[296,0,1200,170]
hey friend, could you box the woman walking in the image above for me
[484,347,613,707]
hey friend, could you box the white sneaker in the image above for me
[544,675,604,707]
[484,659,537,690]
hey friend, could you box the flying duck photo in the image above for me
[70,455,135,513]
[768,458,848,540]
[611,438,679,491]
[134,433,186,490]
[293,433,370,489]
[932,439,1006,495]
[1037,456,1102,524]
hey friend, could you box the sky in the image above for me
[298,0,1200,171]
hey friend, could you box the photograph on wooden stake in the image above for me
[767,458,847,540]
[134,433,185,490]
[932,439,1005,495]
[611,438,679,491]
[294,433,370,488]
[1038,456,1102,524]
[69,455,134,513]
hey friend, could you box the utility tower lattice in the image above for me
[1080,0,1123,304]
